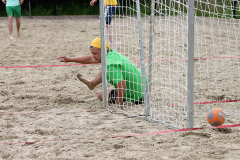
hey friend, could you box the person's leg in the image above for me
[98,6,117,50]
[105,6,117,50]
[6,6,14,39]
[98,19,100,27]
[77,71,102,90]
[99,17,116,50]
[105,24,116,50]
[16,17,21,38]
[8,15,13,39]
[15,5,21,38]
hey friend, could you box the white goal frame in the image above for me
[100,0,240,129]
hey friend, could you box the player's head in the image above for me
[90,38,109,63]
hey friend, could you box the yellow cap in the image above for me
[91,38,109,50]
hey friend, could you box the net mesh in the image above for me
[102,0,240,128]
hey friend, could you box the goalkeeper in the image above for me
[56,38,147,105]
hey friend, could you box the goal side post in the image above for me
[136,0,150,116]
[187,0,194,128]
[147,0,156,118]
[99,0,108,109]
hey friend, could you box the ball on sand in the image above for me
[207,108,225,126]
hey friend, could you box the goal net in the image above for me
[100,0,240,129]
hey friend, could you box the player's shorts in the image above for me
[99,5,116,25]
[6,5,21,18]
[109,89,144,105]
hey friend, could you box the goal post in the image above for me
[147,0,156,118]
[100,0,240,129]
[187,0,194,128]
[99,0,108,109]
[136,0,149,116]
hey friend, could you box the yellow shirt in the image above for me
[105,0,117,5]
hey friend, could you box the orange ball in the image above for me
[207,108,225,126]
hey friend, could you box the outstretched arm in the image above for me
[56,55,98,64]
[115,80,126,105]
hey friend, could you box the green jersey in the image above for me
[106,49,147,102]
[6,0,20,6]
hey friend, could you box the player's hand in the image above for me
[55,56,71,63]
[2,0,6,4]
[90,0,96,6]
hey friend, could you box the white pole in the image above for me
[99,0,108,109]
[147,0,155,117]
[187,0,195,128]
[136,0,149,116]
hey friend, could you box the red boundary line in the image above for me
[32,16,38,20]
[1,56,239,69]
[1,123,239,145]
[170,99,240,106]
[0,63,99,69]
[0,110,97,116]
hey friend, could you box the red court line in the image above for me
[1,56,240,69]
[0,63,99,69]
[1,123,239,145]
[170,99,240,106]
[0,110,97,116]
[104,123,240,138]
[194,56,240,60]
[194,99,240,105]
[32,16,38,20]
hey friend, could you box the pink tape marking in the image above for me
[0,63,100,69]
[170,99,240,106]
[0,110,97,116]
[1,56,240,69]
[1,123,239,145]
[32,16,38,20]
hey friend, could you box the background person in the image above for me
[2,0,24,39]
[90,0,117,50]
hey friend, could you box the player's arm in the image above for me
[20,0,24,5]
[2,0,6,4]
[56,55,98,64]
[90,0,97,6]
[115,80,126,105]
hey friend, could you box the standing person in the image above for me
[90,0,117,50]
[2,0,24,39]
[56,38,147,105]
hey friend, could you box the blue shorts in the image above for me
[99,5,116,25]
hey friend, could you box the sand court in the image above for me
[0,17,240,159]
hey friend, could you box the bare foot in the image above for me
[10,36,13,39]
[17,34,20,38]
[77,74,95,90]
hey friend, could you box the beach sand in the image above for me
[0,17,240,159]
